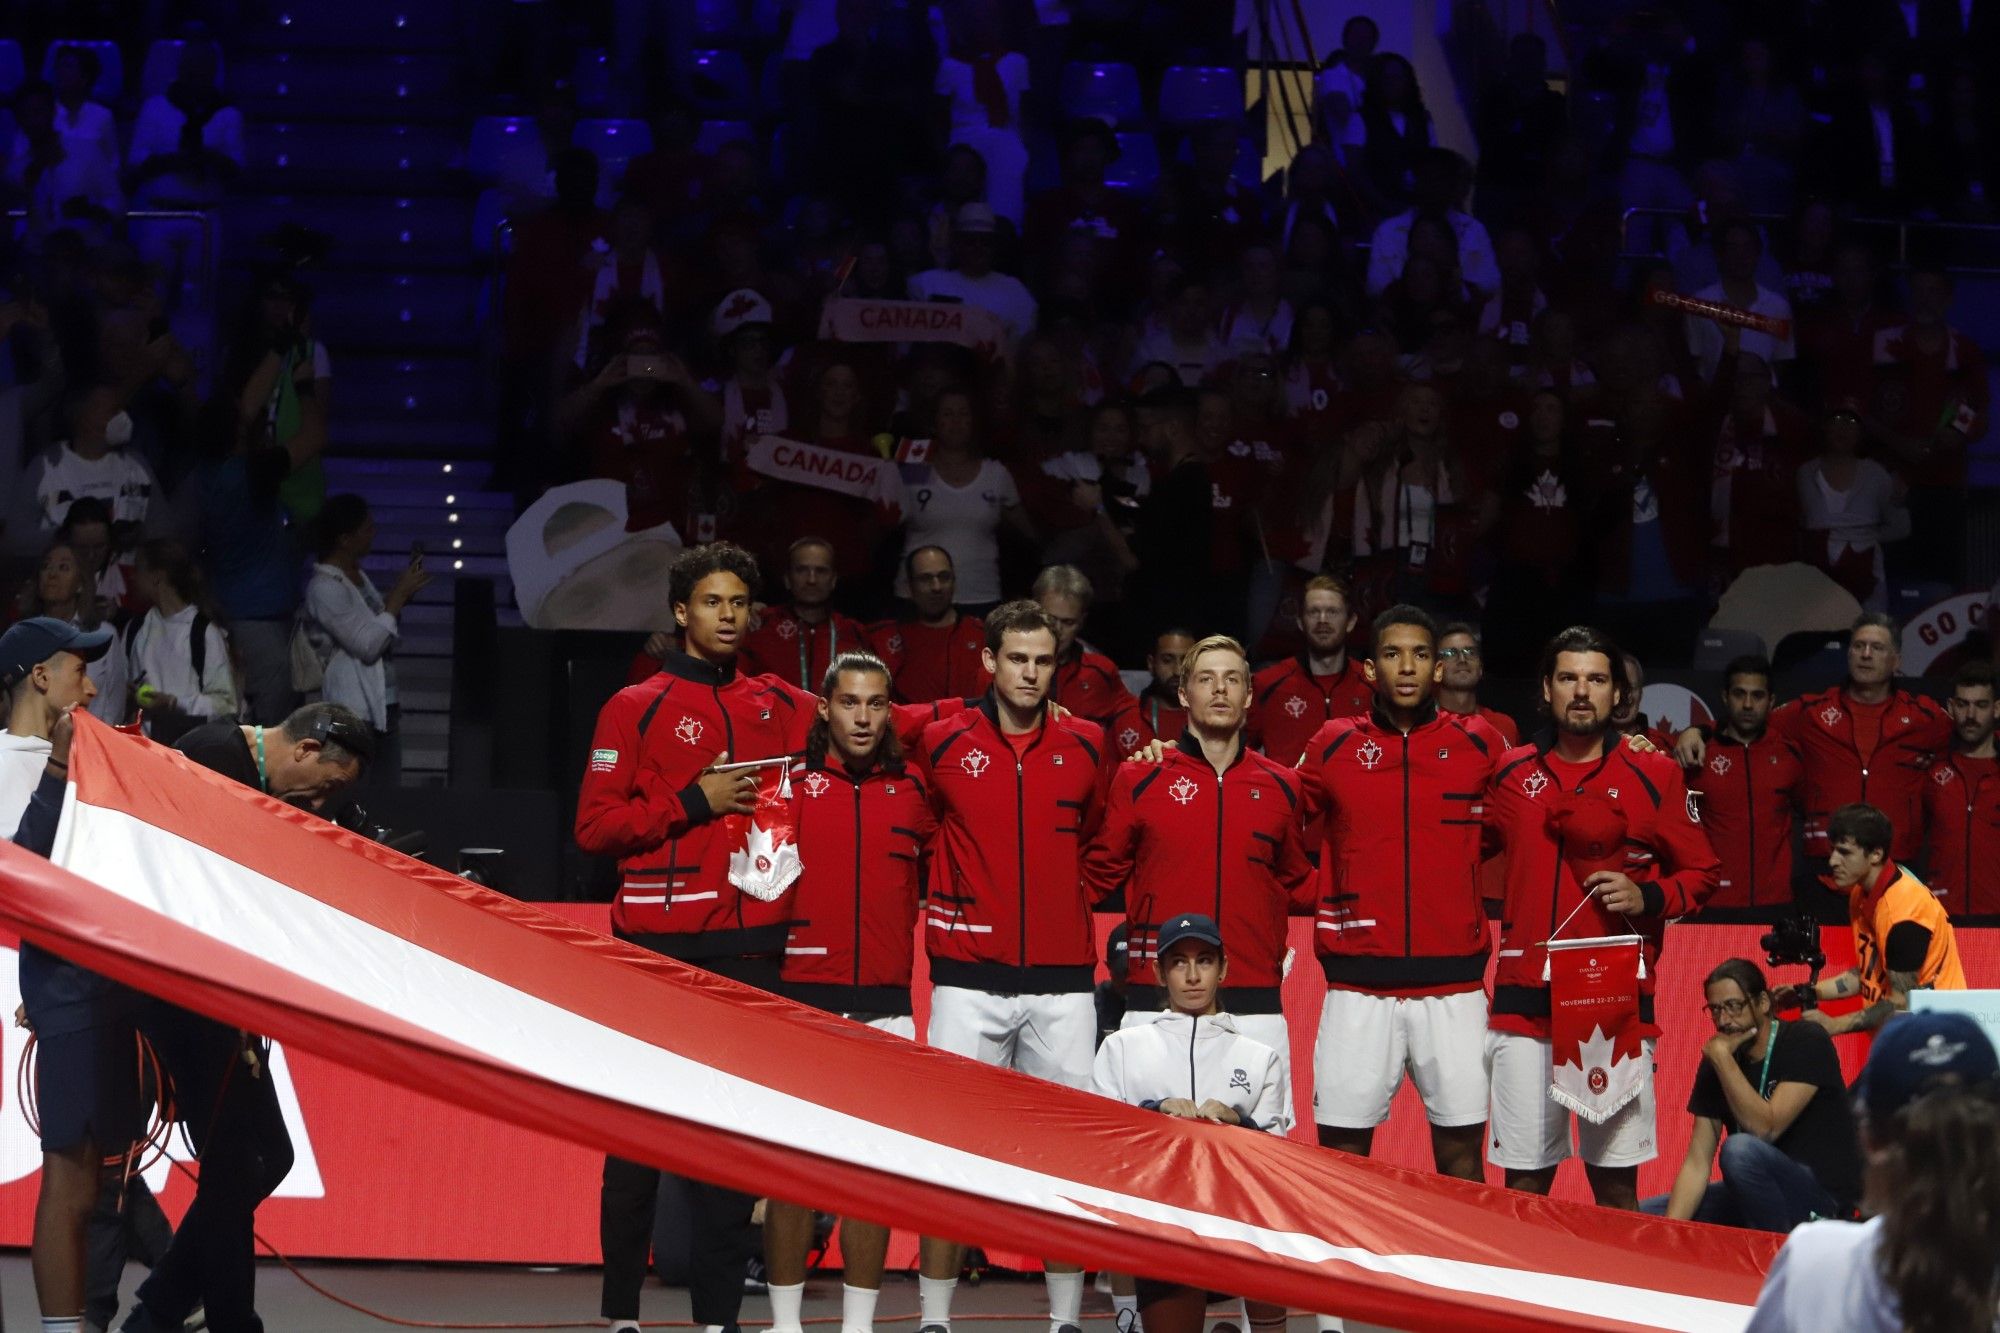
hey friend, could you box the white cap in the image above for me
[711,288,773,339]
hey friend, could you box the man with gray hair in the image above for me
[1034,565,1152,754]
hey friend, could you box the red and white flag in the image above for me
[818,297,1006,358]
[1548,936,1649,1124]
[744,435,904,521]
[724,762,800,902]
[0,718,1779,1332]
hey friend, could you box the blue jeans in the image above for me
[1640,1133,1840,1232]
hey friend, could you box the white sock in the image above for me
[705,1325,728,1333]
[1046,1270,1085,1330]
[1111,1292,1142,1332]
[768,1281,806,1333]
[1316,1318,1345,1332]
[607,1323,639,1333]
[42,1320,81,1333]
[919,1274,958,1329]
[840,1282,880,1333]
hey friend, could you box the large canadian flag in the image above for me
[0,718,1778,1332]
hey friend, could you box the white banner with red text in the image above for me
[745,435,904,519]
[818,298,1006,358]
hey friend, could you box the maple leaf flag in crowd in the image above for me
[0,717,1782,1333]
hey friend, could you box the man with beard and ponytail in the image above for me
[576,542,961,1333]
[1084,634,1314,1107]
[1484,626,1719,1208]
[1298,605,1506,1182]
[763,651,936,1333]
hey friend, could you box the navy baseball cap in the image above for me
[0,617,113,690]
[1155,913,1224,956]
[1857,1011,2000,1122]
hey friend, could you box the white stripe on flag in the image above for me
[51,799,1753,1333]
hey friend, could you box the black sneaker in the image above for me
[916,1323,951,1333]
[1056,1324,1085,1333]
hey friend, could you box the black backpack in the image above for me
[126,611,228,745]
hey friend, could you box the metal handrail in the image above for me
[4,206,216,284]
[1617,206,2000,275]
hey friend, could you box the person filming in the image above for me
[1648,959,1861,1231]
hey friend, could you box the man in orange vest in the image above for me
[1788,803,1967,1036]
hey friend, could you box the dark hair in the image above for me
[1875,1084,2000,1333]
[1703,957,1770,1002]
[669,542,761,609]
[904,544,953,578]
[53,44,102,85]
[135,538,205,609]
[1715,218,1764,253]
[1953,660,1997,695]
[1371,603,1437,645]
[804,652,904,773]
[983,599,1059,654]
[278,701,375,766]
[1722,654,1774,692]
[1828,802,1894,855]
[1437,620,1479,644]
[1536,626,1628,699]
[1851,610,1903,651]
[314,493,371,560]
[1153,626,1198,648]
[55,496,113,538]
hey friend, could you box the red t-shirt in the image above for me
[1850,696,1890,763]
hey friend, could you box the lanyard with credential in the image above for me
[1757,1022,1781,1098]
[254,725,268,792]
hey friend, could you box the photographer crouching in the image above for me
[1786,804,1966,1036]
[1645,959,1861,1230]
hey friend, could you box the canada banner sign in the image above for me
[0,717,1784,1331]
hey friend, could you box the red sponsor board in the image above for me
[0,911,1908,1264]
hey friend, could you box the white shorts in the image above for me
[855,1014,917,1040]
[1311,989,1489,1129]
[1485,1031,1658,1171]
[927,986,1095,1089]
[1122,1007,1295,1121]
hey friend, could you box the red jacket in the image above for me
[1248,654,1373,765]
[918,700,1114,992]
[1083,740,1313,1010]
[1053,648,1153,755]
[1922,753,2000,914]
[1486,740,1720,1038]
[1300,706,1508,993]
[575,651,956,958]
[868,614,991,704]
[777,751,936,1012]
[739,605,871,693]
[1688,729,1804,911]
[1772,687,1950,861]
[1136,686,1187,743]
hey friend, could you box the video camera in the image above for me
[331,800,429,859]
[1760,911,1826,1011]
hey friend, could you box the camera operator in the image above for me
[1647,959,1860,1231]
[1788,803,1966,1037]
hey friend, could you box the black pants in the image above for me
[133,1005,294,1333]
[599,948,771,1326]
[88,1171,174,1331]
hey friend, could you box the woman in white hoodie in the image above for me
[303,495,428,783]
[1091,913,1290,1333]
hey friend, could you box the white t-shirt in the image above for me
[1743,1216,1997,1333]
[34,444,158,530]
[128,603,238,730]
[127,95,246,196]
[1686,282,1796,380]
[935,54,1029,141]
[906,268,1038,347]
[0,731,53,840]
[898,458,1020,605]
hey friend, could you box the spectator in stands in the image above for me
[125,41,243,209]
[1435,623,1518,743]
[1128,275,1225,387]
[556,310,720,533]
[126,537,236,745]
[1795,406,1907,610]
[1686,220,1797,382]
[6,78,122,246]
[712,288,788,479]
[1716,36,1805,214]
[896,386,1032,615]
[1023,120,1141,303]
[1365,149,1499,302]
[1924,62,1999,220]
[1870,261,1988,583]
[1797,241,1894,413]
[1135,627,1193,740]
[1275,146,1349,265]
[1357,53,1433,210]
[806,0,938,226]
[1314,15,1378,151]
[1708,352,1809,577]
[1476,228,1547,362]
[1474,35,1568,230]
[934,0,1030,225]
[1819,52,1924,215]
[867,545,990,704]
[741,537,869,692]
[217,270,329,527]
[1649,958,1861,1231]
[304,495,428,784]
[1035,401,1142,646]
[493,82,577,214]
[1216,243,1294,359]
[1686,656,1803,913]
[577,198,669,369]
[1168,120,1266,260]
[1034,563,1151,753]
[1483,389,1583,673]
[32,389,159,535]
[908,202,1038,347]
[52,498,129,617]
[1748,1011,2000,1333]
[21,540,126,725]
